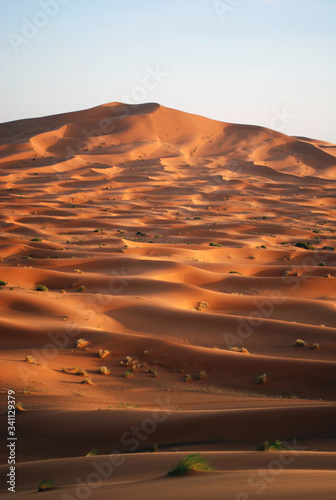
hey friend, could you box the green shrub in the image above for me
[257,440,284,451]
[167,454,213,476]
[36,285,48,292]
[38,479,55,491]
[86,449,99,456]
[295,242,314,250]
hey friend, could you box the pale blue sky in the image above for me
[0,0,335,142]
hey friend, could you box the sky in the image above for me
[0,0,335,142]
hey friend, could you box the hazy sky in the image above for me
[1,0,335,142]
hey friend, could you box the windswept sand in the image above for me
[0,102,335,498]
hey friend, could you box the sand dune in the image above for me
[0,102,335,498]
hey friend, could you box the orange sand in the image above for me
[0,102,335,498]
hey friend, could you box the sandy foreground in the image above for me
[0,102,335,498]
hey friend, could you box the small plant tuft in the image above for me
[295,242,314,250]
[255,373,267,384]
[195,370,207,381]
[15,402,27,412]
[99,366,111,375]
[98,349,110,359]
[231,347,249,354]
[195,301,209,311]
[167,453,213,476]
[36,285,48,292]
[257,440,284,452]
[86,449,99,456]
[82,377,94,385]
[77,338,89,348]
[294,339,307,347]
[38,479,55,492]
[25,355,37,364]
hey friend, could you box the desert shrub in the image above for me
[82,377,93,385]
[255,373,267,384]
[99,366,110,375]
[38,479,55,492]
[294,339,307,347]
[36,285,48,292]
[195,301,209,311]
[120,356,140,371]
[195,370,207,380]
[167,454,213,476]
[77,369,88,377]
[231,347,249,354]
[98,349,110,359]
[15,402,27,412]
[77,338,89,348]
[295,242,314,250]
[0,280,7,286]
[86,449,99,456]
[257,440,284,452]
[25,355,37,364]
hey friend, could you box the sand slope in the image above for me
[0,102,335,498]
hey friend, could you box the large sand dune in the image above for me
[0,102,335,498]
